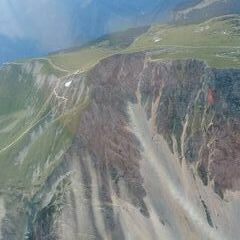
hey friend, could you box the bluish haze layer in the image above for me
[0,0,183,63]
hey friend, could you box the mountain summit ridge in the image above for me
[173,0,240,23]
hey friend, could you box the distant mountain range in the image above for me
[1,0,240,64]
[173,0,240,23]
[0,35,42,64]
[0,0,183,64]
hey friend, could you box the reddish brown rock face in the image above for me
[137,59,240,196]
[207,89,215,105]
[77,54,149,216]
[75,55,240,201]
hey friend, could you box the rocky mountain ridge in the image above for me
[0,52,240,239]
[173,0,240,23]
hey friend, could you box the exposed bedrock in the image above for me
[84,54,240,196]
[2,54,240,239]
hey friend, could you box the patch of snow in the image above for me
[65,80,72,87]
[154,38,162,43]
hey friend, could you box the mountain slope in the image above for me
[0,0,184,64]
[0,16,240,240]
[1,54,240,240]
[50,15,240,71]
[173,0,240,23]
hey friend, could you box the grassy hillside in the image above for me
[0,59,84,194]
[49,26,149,72]
[129,15,240,68]
[49,15,240,71]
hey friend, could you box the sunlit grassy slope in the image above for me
[49,26,149,72]
[129,15,240,68]
[50,47,115,72]
[0,60,85,195]
[49,15,240,71]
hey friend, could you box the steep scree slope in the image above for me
[0,54,240,239]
